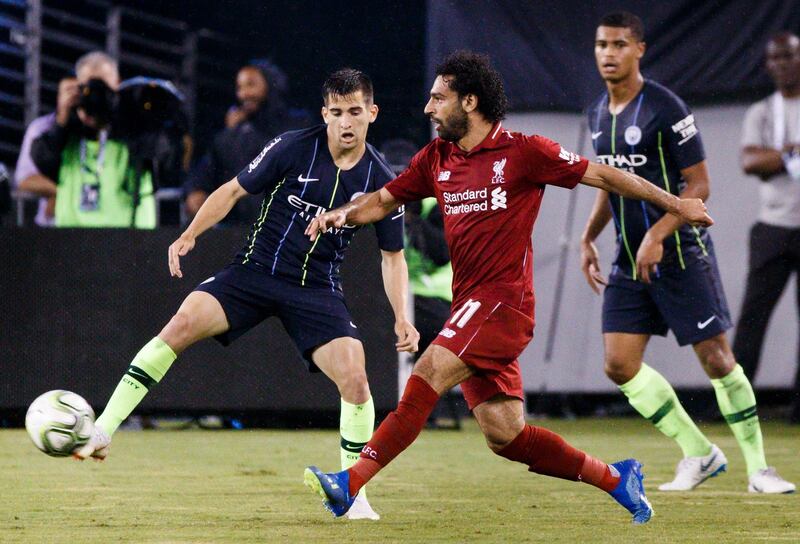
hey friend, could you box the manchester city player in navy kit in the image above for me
[74,69,421,519]
[580,12,794,493]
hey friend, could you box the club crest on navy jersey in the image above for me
[624,125,642,146]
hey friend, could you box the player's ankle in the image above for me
[348,468,364,497]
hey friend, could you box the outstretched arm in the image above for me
[580,162,712,227]
[305,187,401,241]
[168,177,250,277]
[380,249,420,353]
[579,190,613,294]
[634,161,710,283]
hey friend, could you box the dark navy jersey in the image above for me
[235,124,404,290]
[587,79,711,279]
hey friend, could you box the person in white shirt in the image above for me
[734,32,800,424]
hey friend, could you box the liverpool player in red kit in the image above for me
[302,51,712,524]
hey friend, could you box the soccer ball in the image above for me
[25,390,95,457]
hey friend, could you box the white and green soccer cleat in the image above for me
[748,467,796,494]
[658,444,727,491]
[72,424,111,460]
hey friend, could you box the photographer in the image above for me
[30,52,158,228]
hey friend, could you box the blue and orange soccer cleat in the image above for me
[303,466,355,517]
[608,459,654,525]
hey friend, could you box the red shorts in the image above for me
[432,297,534,410]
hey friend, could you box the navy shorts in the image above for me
[602,242,732,346]
[194,263,361,371]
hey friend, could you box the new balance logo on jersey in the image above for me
[438,170,451,182]
[491,158,506,184]
[247,137,282,173]
[672,114,698,145]
[439,327,457,338]
[559,146,581,165]
[490,187,507,210]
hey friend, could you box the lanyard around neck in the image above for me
[79,129,109,179]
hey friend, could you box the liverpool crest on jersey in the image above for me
[491,157,506,184]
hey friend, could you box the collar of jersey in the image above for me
[450,122,505,156]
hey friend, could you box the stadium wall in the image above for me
[0,228,399,413]
[427,0,800,110]
[508,104,798,393]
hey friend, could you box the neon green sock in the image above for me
[96,337,176,436]
[340,396,374,498]
[711,364,767,476]
[619,363,712,458]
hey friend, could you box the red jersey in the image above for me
[385,123,588,321]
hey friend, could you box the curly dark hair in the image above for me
[322,68,373,104]
[435,50,508,123]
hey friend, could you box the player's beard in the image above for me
[435,105,469,142]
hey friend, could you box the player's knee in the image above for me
[160,311,196,351]
[696,341,735,379]
[604,356,636,385]
[484,427,519,453]
[336,368,370,404]
[411,353,439,388]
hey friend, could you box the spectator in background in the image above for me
[15,113,58,226]
[734,32,800,423]
[184,60,310,225]
[30,51,157,228]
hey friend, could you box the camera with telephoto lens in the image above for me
[77,78,117,124]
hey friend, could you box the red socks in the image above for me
[347,380,620,497]
[348,375,440,496]
[580,453,621,492]
[497,424,620,492]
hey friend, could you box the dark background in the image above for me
[0,228,400,421]
[3,1,800,420]
[3,1,799,168]
[133,0,800,157]
[127,0,429,154]
[427,0,800,111]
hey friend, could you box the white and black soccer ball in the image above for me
[25,390,95,457]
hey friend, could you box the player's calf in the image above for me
[496,424,652,523]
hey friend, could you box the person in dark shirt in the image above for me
[184,60,310,225]
[580,11,794,494]
[74,69,419,521]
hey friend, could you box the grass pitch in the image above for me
[1,418,797,543]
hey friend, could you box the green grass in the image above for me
[0,418,798,543]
